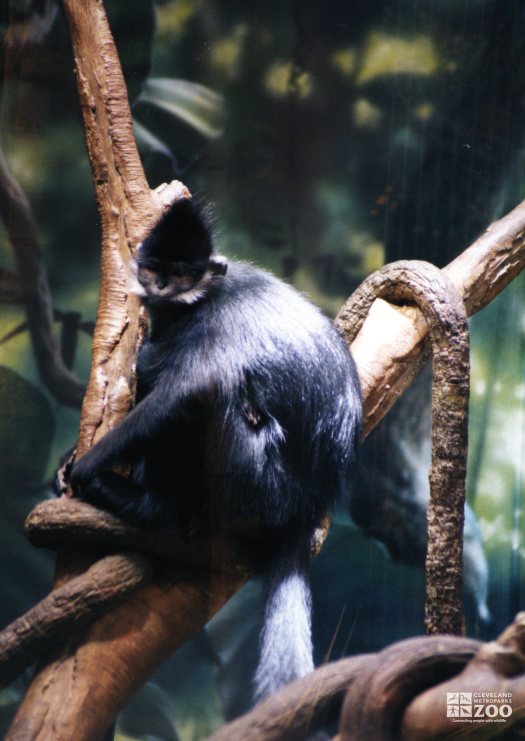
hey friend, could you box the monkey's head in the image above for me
[133,197,227,306]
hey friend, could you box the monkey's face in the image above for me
[136,258,208,303]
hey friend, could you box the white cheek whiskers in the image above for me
[172,268,218,305]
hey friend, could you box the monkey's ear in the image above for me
[209,254,228,276]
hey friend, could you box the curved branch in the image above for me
[339,636,480,741]
[208,636,480,741]
[340,198,525,436]
[339,261,470,635]
[401,613,525,739]
[25,498,249,574]
[207,655,373,741]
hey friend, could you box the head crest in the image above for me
[140,197,214,263]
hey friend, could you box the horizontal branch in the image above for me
[25,498,250,575]
[26,499,197,561]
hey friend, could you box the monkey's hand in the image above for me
[69,446,105,499]
[52,446,77,497]
[69,421,130,496]
[71,465,150,525]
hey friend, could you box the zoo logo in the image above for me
[446,692,513,722]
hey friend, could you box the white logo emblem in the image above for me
[446,691,512,723]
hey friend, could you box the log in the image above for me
[339,636,480,741]
[207,655,372,741]
[401,613,525,739]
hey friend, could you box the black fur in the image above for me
[70,197,362,701]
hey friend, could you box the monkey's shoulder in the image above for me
[138,259,355,395]
[219,261,334,335]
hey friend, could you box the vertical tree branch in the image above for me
[60,0,180,457]
[5,1,203,738]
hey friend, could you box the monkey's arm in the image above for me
[70,365,220,488]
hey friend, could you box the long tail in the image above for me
[253,535,314,703]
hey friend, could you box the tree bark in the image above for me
[400,613,525,739]
[339,636,480,741]
[59,0,175,459]
[0,552,153,689]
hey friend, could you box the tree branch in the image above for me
[400,613,525,740]
[59,0,189,458]
[339,261,470,635]
[341,197,525,435]
[0,552,153,690]
[208,655,374,741]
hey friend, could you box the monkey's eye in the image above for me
[137,266,156,283]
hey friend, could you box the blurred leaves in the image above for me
[0,268,23,305]
[0,365,53,492]
[133,119,176,163]
[356,32,446,84]
[136,78,224,139]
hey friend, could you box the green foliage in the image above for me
[137,78,224,139]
